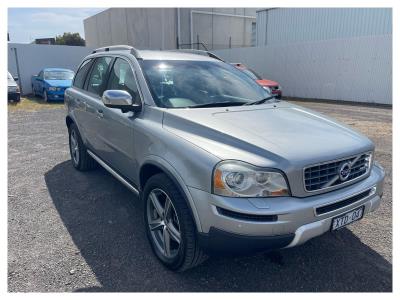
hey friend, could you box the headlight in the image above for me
[48,87,57,91]
[213,161,289,197]
[263,86,272,94]
[8,86,17,92]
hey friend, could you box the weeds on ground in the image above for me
[8,96,64,112]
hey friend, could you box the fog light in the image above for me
[369,186,377,196]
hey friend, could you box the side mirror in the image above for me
[13,77,19,82]
[102,90,141,113]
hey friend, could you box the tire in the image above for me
[43,90,48,102]
[68,123,97,171]
[32,85,36,97]
[143,173,207,271]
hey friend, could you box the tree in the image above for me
[55,32,85,46]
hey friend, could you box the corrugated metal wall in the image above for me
[84,8,258,50]
[84,8,177,49]
[257,8,392,46]
[214,35,392,104]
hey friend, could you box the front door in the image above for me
[97,57,142,182]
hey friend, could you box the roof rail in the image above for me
[171,49,224,62]
[92,45,141,59]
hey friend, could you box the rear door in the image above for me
[81,56,114,153]
[65,58,94,142]
[95,57,142,181]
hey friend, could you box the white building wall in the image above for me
[84,8,259,50]
[8,43,93,95]
[214,35,392,105]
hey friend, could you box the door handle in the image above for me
[96,109,104,118]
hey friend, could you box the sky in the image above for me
[8,8,107,43]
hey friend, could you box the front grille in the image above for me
[216,207,278,222]
[304,152,372,192]
[315,189,371,215]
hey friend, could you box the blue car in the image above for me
[31,68,74,102]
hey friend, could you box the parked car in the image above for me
[65,46,385,271]
[8,71,20,102]
[31,68,74,102]
[232,63,282,99]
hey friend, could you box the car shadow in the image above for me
[44,161,392,292]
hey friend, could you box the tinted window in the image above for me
[44,70,74,80]
[73,59,93,89]
[140,60,270,108]
[87,57,112,95]
[106,58,140,102]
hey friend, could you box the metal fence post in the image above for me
[11,47,23,95]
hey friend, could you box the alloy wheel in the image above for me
[70,129,79,165]
[147,188,181,259]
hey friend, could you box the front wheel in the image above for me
[43,90,48,102]
[143,173,207,271]
[68,123,97,171]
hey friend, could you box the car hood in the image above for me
[8,78,17,87]
[256,79,279,87]
[44,79,72,87]
[162,101,374,168]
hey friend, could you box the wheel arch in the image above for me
[66,115,74,129]
[139,157,203,233]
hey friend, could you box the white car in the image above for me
[8,72,20,102]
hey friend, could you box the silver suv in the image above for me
[65,45,385,271]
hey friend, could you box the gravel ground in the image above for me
[8,100,392,292]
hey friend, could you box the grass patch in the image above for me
[8,96,64,112]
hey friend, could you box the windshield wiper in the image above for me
[188,101,247,108]
[243,96,276,106]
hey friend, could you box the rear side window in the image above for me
[87,57,112,96]
[73,59,93,89]
[106,58,141,103]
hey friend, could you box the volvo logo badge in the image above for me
[338,162,351,181]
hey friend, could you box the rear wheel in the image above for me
[32,85,36,97]
[68,123,97,171]
[143,173,207,271]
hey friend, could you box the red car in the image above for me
[232,63,282,99]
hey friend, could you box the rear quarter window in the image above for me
[73,59,93,89]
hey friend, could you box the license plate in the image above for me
[331,206,364,231]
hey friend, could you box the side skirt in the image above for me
[87,150,139,195]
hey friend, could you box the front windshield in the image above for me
[140,60,271,108]
[44,71,74,80]
[240,68,262,81]
[7,72,13,80]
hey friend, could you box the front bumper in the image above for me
[271,90,282,99]
[189,163,385,252]
[8,92,20,101]
[47,90,65,101]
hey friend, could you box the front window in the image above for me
[44,70,74,80]
[140,60,271,108]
